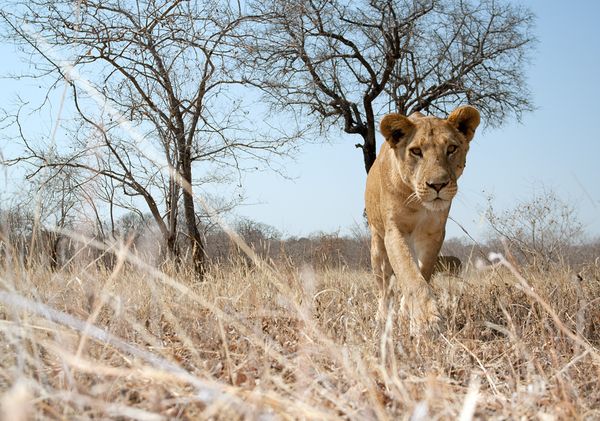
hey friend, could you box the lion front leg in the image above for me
[414,230,445,282]
[370,232,394,322]
[384,228,441,335]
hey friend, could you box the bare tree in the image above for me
[0,202,35,266]
[241,0,535,173]
[29,166,81,270]
[485,189,583,269]
[1,0,291,276]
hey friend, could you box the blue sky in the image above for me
[1,1,599,241]
[236,0,600,239]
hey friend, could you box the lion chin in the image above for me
[422,198,451,212]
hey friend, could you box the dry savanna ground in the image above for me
[0,242,599,420]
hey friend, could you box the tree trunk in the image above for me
[49,233,59,271]
[165,232,180,262]
[362,101,378,174]
[182,185,205,277]
[361,129,377,174]
[180,154,206,278]
[164,175,180,264]
[139,187,180,265]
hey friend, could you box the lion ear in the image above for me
[380,113,415,146]
[447,106,480,142]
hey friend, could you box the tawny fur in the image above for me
[365,106,480,334]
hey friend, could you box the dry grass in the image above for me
[0,244,599,420]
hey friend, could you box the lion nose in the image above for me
[426,181,449,192]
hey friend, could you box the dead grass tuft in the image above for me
[1,246,599,419]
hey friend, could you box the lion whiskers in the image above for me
[404,192,421,206]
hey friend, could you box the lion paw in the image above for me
[400,289,442,336]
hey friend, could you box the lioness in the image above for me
[365,106,480,334]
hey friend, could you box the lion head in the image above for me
[379,106,480,211]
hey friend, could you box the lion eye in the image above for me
[447,145,458,155]
[410,148,422,157]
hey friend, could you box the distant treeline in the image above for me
[1,209,599,277]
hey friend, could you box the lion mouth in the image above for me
[423,197,451,211]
